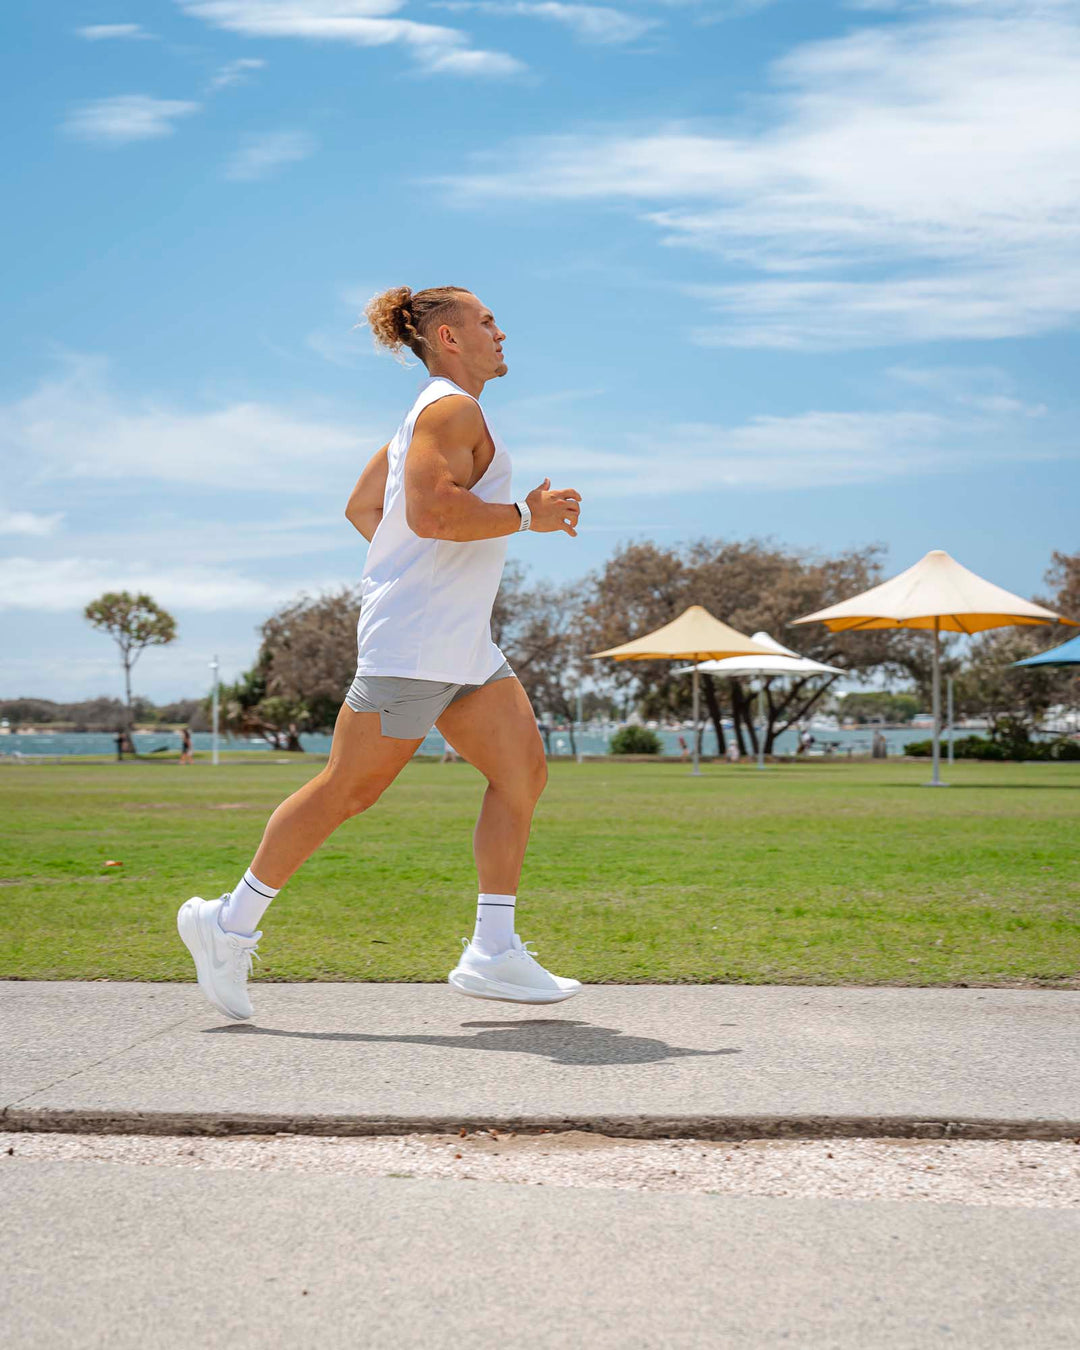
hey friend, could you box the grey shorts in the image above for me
[344,660,515,740]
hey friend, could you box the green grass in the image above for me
[2,758,1078,986]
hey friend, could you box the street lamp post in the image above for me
[575,687,584,765]
[210,655,220,767]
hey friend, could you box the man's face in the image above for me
[446,293,507,379]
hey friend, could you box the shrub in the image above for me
[609,725,663,755]
[904,734,1080,761]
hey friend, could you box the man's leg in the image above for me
[178,703,421,1020]
[247,702,421,892]
[435,675,547,898]
[437,677,580,1003]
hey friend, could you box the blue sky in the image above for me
[1,0,1077,702]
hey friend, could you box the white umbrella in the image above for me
[675,633,844,768]
[590,606,773,775]
[675,631,845,679]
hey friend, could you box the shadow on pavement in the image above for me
[207,1018,740,1067]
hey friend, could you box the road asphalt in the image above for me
[6,981,1080,1348]
[3,980,1079,1137]
[5,1158,1079,1349]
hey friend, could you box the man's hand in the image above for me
[526,478,582,537]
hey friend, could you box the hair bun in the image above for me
[363,284,471,365]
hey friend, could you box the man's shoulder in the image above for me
[413,391,484,437]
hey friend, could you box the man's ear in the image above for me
[436,323,458,352]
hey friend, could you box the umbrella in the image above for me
[793,549,1076,786]
[675,633,843,770]
[675,631,845,679]
[590,606,773,775]
[1013,632,1080,668]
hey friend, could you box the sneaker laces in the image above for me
[229,940,260,983]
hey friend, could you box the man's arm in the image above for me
[404,397,581,542]
[345,444,390,542]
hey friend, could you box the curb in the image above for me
[3,1108,1078,1142]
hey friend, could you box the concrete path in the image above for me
[3,981,1079,1137]
[5,1158,1079,1349]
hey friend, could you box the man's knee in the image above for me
[495,743,547,807]
[322,772,386,820]
[530,747,549,799]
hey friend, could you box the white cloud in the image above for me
[305,325,374,366]
[885,365,1048,417]
[77,23,153,40]
[511,404,1065,495]
[419,46,527,74]
[0,557,302,613]
[0,648,256,702]
[450,6,1080,347]
[177,0,525,76]
[688,266,1080,350]
[224,130,317,180]
[0,355,368,492]
[0,509,64,537]
[209,56,267,90]
[433,2,658,44]
[63,95,201,145]
[847,1,1080,11]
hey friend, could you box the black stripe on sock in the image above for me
[477,902,516,908]
[244,873,277,898]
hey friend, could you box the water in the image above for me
[1,724,934,760]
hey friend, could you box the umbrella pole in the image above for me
[757,684,765,771]
[947,676,954,768]
[929,618,945,787]
[692,664,701,776]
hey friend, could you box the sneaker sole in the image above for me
[177,899,250,1022]
[447,969,581,1005]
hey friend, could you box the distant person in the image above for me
[726,741,740,763]
[179,285,582,1021]
[178,726,194,766]
[114,729,125,763]
[798,729,814,756]
[677,734,689,763]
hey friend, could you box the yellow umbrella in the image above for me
[591,606,774,775]
[793,549,1077,785]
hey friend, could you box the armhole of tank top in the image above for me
[406,385,488,460]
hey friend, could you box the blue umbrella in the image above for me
[1014,632,1080,668]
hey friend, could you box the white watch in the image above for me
[515,500,532,532]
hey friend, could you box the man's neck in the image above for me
[427,362,484,399]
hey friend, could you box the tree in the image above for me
[214,587,363,752]
[839,691,920,725]
[259,587,363,731]
[214,659,309,752]
[492,564,585,752]
[954,628,1062,740]
[1044,550,1080,622]
[577,539,919,757]
[83,592,177,729]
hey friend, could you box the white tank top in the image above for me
[355,376,512,684]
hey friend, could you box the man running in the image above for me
[178,285,583,1020]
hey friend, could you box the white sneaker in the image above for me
[448,934,581,1005]
[177,896,260,1021]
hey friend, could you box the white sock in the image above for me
[220,868,278,935]
[472,893,516,955]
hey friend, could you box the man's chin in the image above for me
[494,362,509,378]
